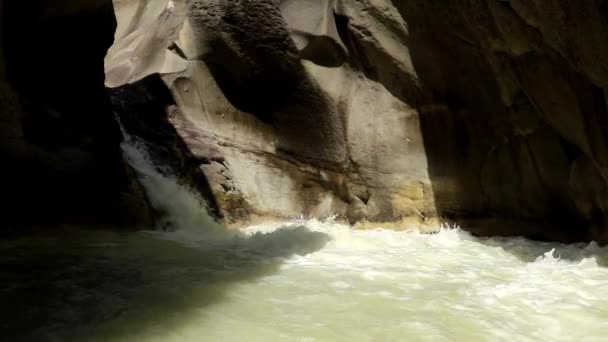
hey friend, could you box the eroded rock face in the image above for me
[107,0,608,241]
[107,0,433,227]
[0,0,153,229]
[388,0,608,241]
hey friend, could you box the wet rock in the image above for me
[106,0,608,241]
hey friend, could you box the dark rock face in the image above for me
[0,0,153,229]
[388,0,608,241]
[105,0,608,241]
[6,0,606,241]
[186,0,305,117]
[108,74,227,221]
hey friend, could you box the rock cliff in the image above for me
[0,0,153,229]
[2,0,606,242]
[106,0,608,242]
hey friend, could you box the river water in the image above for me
[2,131,608,341]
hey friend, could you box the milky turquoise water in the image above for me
[2,221,608,341]
[3,121,599,341]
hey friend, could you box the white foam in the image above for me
[117,116,226,237]
[137,219,608,342]
[116,118,608,342]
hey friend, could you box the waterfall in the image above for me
[4,118,608,341]
[115,115,225,235]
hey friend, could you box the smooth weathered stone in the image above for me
[106,0,608,242]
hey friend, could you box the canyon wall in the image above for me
[107,0,437,231]
[0,0,153,229]
[2,0,605,241]
[106,0,608,242]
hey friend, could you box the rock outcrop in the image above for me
[0,0,153,229]
[107,0,434,229]
[389,0,608,242]
[106,0,608,242]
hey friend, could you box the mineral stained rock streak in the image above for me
[106,0,608,242]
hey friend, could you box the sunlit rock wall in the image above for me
[107,0,608,242]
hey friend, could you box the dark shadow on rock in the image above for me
[109,74,223,220]
[0,0,153,229]
[203,38,305,123]
[386,1,604,242]
[188,0,306,122]
[469,231,608,268]
[333,11,424,108]
[187,0,348,170]
[0,225,330,341]
[455,218,592,244]
[298,34,348,68]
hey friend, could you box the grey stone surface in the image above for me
[107,0,608,242]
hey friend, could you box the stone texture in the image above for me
[105,0,188,87]
[107,0,608,242]
[389,0,608,241]
[280,0,347,67]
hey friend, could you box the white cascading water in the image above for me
[115,122,608,342]
[118,120,227,236]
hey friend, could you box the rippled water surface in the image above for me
[10,122,602,341]
[2,220,608,342]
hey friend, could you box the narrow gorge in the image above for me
[108,0,608,242]
[1,0,608,341]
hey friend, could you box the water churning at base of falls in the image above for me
[2,130,608,341]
